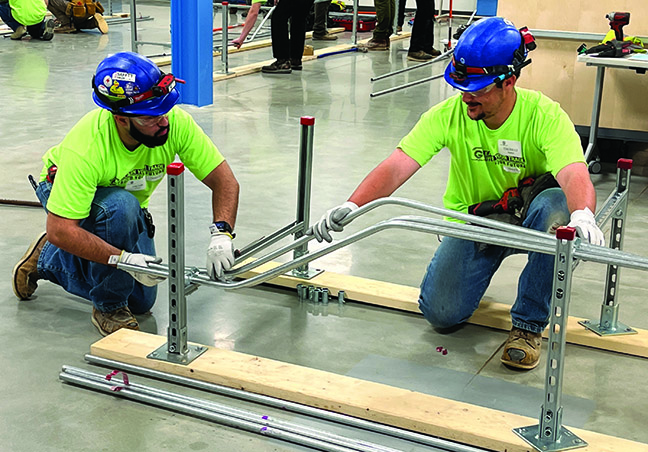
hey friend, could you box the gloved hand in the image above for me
[112,251,166,287]
[206,233,235,280]
[567,207,605,246]
[308,201,358,243]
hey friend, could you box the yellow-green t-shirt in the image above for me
[40,106,225,219]
[398,88,585,216]
[9,0,47,26]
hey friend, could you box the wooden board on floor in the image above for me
[91,329,647,452]
[238,261,648,358]
[152,28,351,68]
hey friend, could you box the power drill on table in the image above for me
[606,11,630,41]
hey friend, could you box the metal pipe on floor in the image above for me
[60,366,404,452]
[84,355,488,452]
[370,48,453,82]
[371,73,445,97]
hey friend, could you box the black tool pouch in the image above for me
[142,208,155,238]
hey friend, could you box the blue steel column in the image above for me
[170,0,213,107]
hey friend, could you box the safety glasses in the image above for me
[465,82,496,97]
[131,113,169,127]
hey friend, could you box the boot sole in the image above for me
[500,356,540,370]
[12,232,47,300]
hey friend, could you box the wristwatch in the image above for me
[210,221,235,238]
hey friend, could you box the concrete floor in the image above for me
[2,2,648,451]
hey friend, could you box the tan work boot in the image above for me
[92,306,139,336]
[10,25,27,40]
[94,13,109,34]
[313,32,338,41]
[365,37,390,51]
[12,232,48,300]
[501,327,543,370]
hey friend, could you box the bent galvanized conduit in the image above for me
[122,213,648,290]
[84,355,487,452]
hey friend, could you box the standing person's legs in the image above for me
[262,0,293,72]
[34,183,157,315]
[312,0,335,39]
[367,0,395,49]
[418,236,509,330]
[408,0,438,60]
[288,0,315,63]
[396,0,405,30]
[269,0,291,60]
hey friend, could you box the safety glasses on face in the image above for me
[131,113,168,127]
[465,82,496,97]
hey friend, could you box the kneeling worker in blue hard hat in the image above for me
[12,52,240,337]
[310,17,604,370]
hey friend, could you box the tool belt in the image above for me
[468,172,559,226]
[66,0,104,20]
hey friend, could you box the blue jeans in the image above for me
[35,182,157,314]
[0,2,20,31]
[418,188,570,334]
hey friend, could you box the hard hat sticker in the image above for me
[112,71,136,82]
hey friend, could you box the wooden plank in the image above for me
[238,261,648,358]
[91,329,648,452]
[210,32,413,81]
[152,28,353,68]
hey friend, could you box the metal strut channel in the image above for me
[580,159,636,336]
[514,228,587,451]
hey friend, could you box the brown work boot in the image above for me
[12,232,48,300]
[91,306,139,336]
[313,32,338,41]
[261,59,292,74]
[365,37,390,51]
[501,327,543,370]
[407,50,434,62]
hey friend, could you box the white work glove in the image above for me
[111,251,166,287]
[567,207,605,246]
[206,233,235,280]
[308,201,358,243]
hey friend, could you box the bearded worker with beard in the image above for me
[13,52,240,336]
[310,17,604,371]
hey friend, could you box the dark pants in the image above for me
[313,0,331,37]
[409,0,435,53]
[270,0,315,61]
[372,0,395,40]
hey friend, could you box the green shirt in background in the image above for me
[398,88,585,216]
[41,107,225,219]
[9,0,46,26]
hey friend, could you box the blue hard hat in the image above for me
[92,51,181,115]
[444,17,529,92]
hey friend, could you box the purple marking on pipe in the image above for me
[442,348,448,355]
[262,415,268,420]
[436,346,443,352]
